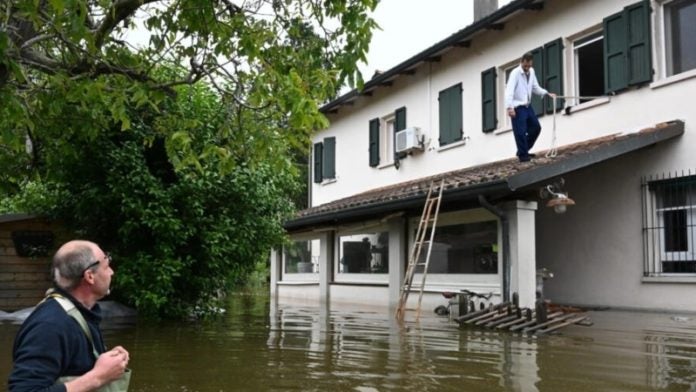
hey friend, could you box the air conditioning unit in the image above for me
[395,127,423,153]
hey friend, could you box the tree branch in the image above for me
[94,0,161,49]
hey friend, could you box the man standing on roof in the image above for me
[8,240,131,392]
[505,52,556,162]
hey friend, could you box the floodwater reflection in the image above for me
[2,291,696,391]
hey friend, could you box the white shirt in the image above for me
[504,65,548,109]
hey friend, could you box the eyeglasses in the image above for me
[81,253,111,276]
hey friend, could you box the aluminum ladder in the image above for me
[395,179,445,320]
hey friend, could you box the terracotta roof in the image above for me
[286,120,684,230]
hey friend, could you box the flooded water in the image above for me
[2,290,696,391]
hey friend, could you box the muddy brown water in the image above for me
[2,290,696,391]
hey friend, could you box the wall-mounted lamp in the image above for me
[539,178,575,214]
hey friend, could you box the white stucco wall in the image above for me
[538,137,696,312]
[311,0,694,207]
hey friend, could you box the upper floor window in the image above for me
[573,31,605,103]
[664,0,696,76]
[369,107,406,167]
[438,83,463,146]
[313,137,335,183]
[643,173,696,275]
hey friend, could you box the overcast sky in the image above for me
[359,0,512,79]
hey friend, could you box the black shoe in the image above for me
[528,153,537,158]
[519,156,531,162]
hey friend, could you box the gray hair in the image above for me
[52,243,97,290]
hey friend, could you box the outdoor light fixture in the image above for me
[539,178,575,214]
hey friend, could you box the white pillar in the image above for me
[269,249,280,297]
[504,200,538,308]
[318,231,333,303]
[388,216,407,308]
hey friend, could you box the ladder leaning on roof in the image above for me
[395,179,445,321]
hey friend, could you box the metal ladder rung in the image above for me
[395,178,445,320]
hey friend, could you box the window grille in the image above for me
[642,171,696,276]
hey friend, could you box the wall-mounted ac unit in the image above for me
[395,127,423,153]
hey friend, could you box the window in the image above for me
[369,107,406,167]
[438,83,463,146]
[336,229,389,282]
[415,220,498,275]
[313,137,336,183]
[664,0,696,76]
[283,239,320,278]
[573,32,605,103]
[643,173,696,275]
[603,0,652,92]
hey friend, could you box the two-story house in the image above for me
[270,0,696,314]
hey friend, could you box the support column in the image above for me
[503,200,538,308]
[269,248,281,297]
[318,231,333,303]
[388,216,407,308]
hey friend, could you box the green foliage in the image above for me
[4,79,297,318]
[0,1,380,318]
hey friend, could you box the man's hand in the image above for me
[65,347,129,392]
[507,107,516,118]
[548,92,557,98]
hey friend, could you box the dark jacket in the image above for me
[8,288,106,392]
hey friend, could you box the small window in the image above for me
[382,114,395,162]
[369,107,406,168]
[643,173,696,275]
[438,83,463,146]
[664,0,696,76]
[574,32,605,103]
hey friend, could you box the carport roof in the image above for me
[285,120,684,231]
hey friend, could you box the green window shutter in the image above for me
[439,84,462,146]
[530,47,545,117]
[604,10,629,93]
[543,38,564,114]
[481,67,497,133]
[395,107,407,131]
[369,118,380,167]
[313,142,323,183]
[323,137,335,179]
[626,0,652,85]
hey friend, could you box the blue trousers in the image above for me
[512,106,541,159]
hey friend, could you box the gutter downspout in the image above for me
[478,195,510,303]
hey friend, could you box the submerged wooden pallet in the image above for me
[453,298,592,335]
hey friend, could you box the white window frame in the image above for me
[281,234,321,282]
[379,114,395,168]
[334,222,390,284]
[494,60,519,134]
[652,0,696,86]
[656,204,696,264]
[572,29,604,103]
[407,208,501,287]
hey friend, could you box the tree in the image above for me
[0,0,379,317]
[0,0,377,179]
